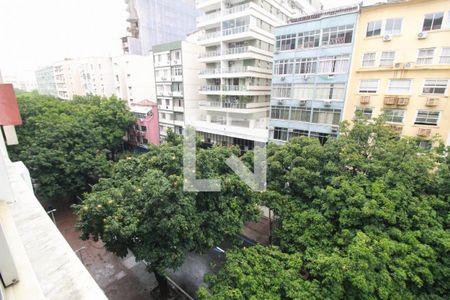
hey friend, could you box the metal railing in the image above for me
[223,25,249,36]
[200,85,221,91]
[199,69,221,75]
[225,46,249,55]
[199,50,222,58]
[224,3,250,15]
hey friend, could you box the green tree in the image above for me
[9,93,135,200]
[74,141,260,299]
[201,118,450,299]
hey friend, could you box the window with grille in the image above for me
[380,51,395,66]
[388,79,412,94]
[274,59,294,75]
[312,108,341,125]
[318,55,350,74]
[297,30,320,49]
[439,48,450,64]
[276,34,297,51]
[290,107,312,122]
[417,48,435,64]
[383,109,405,123]
[359,79,379,94]
[272,84,292,98]
[415,110,440,125]
[273,127,288,141]
[322,25,353,46]
[362,52,376,67]
[355,107,373,119]
[294,58,317,74]
[422,80,448,95]
[422,12,444,31]
[271,106,290,120]
[366,20,382,37]
[385,18,403,35]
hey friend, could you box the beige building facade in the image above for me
[343,0,450,146]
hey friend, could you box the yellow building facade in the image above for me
[343,0,450,146]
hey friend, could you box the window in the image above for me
[292,83,315,99]
[274,59,294,75]
[321,25,353,46]
[172,67,182,76]
[271,106,290,120]
[383,109,405,123]
[312,108,341,125]
[415,110,440,125]
[315,83,345,100]
[141,126,147,132]
[422,12,444,31]
[362,52,376,67]
[297,30,320,49]
[366,20,382,37]
[273,127,288,141]
[380,51,395,67]
[385,18,402,35]
[417,48,435,65]
[388,79,412,94]
[276,34,296,51]
[289,129,309,138]
[295,58,317,74]
[439,48,450,64]
[359,79,379,94]
[318,55,350,74]
[355,107,373,119]
[290,107,312,122]
[422,79,448,95]
[272,84,292,98]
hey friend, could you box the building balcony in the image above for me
[172,91,183,97]
[193,120,268,143]
[173,106,184,112]
[199,84,271,96]
[196,0,221,10]
[156,91,173,97]
[198,100,269,112]
[222,24,250,37]
[224,2,250,16]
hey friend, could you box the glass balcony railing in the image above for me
[222,25,249,36]
[198,50,222,58]
[224,3,250,15]
[200,85,221,91]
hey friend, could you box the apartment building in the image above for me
[35,65,57,97]
[193,0,320,150]
[269,5,359,144]
[78,57,115,98]
[122,0,199,55]
[153,39,204,139]
[112,55,156,106]
[0,84,106,299]
[127,100,160,148]
[343,0,450,146]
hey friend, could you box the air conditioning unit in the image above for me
[161,77,167,81]
[417,128,431,137]
[382,34,392,42]
[396,97,410,106]
[405,62,415,68]
[386,124,403,134]
[394,63,403,68]
[280,76,286,81]
[426,98,439,107]
[277,100,283,105]
[360,96,370,104]
[299,100,307,106]
[274,51,280,54]
[324,100,332,107]
[418,32,428,39]
[384,96,397,105]
[331,125,339,133]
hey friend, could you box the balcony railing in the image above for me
[199,101,269,109]
[223,25,249,36]
[199,69,221,75]
[200,85,221,91]
[224,3,250,15]
[225,46,249,55]
[199,30,221,41]
[197,11,221,23]
[198,50,222,58]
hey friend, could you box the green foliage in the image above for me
[201,118,450,299]
[9,93,135,200]
[74,142,260,275]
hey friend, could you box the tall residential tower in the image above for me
[192,0,320,150]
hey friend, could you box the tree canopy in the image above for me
[200,118,450,299]
[74,139,260,298]
[9,92,135,200]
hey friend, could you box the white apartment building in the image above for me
[112,55,156,106]
[153,38,205,138]
[193,0,320,150]
[78,57,115,98]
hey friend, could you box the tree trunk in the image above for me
[155,272,169,300]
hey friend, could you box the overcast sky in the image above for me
[0,0,361,79]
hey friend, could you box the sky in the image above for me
[0,0,361,80]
